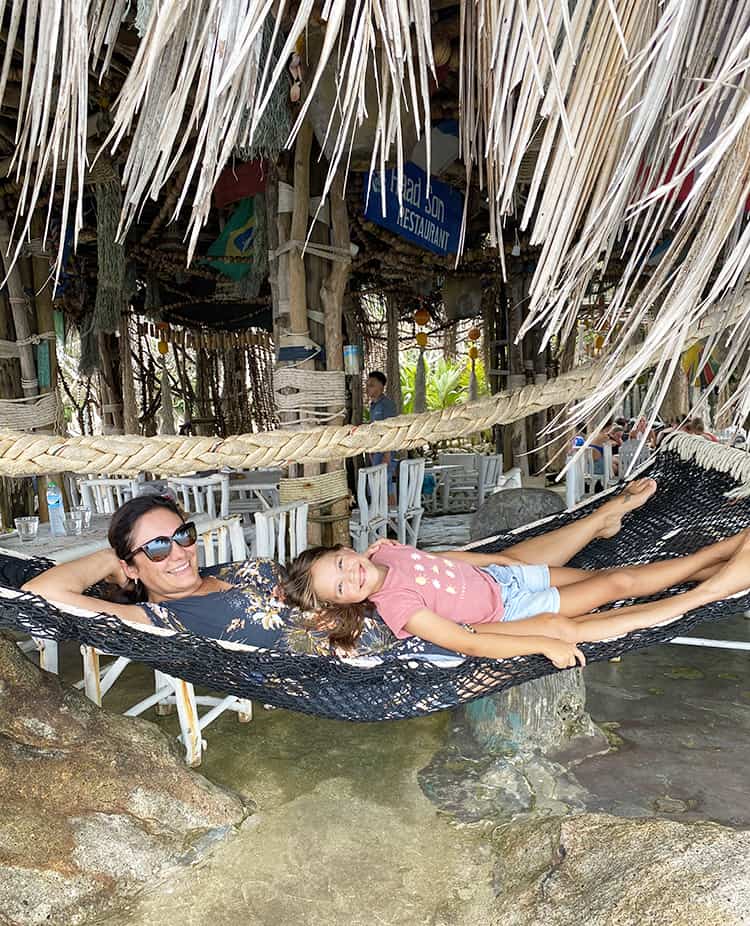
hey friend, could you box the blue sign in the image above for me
[364,162,464,256]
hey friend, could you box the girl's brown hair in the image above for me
[281,545,369,651]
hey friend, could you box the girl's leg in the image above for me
[475,533,750,645]
[554,532,745,616]
[567,539,750,640]
[499,478,657,567]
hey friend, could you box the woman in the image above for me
[21,494,284,640]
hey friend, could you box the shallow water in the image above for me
[55,609,750,926]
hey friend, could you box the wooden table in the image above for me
[0,515,113,563]
[423,464,465,514]
[226,469,282,514]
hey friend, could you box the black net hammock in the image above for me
[0,433,749,723]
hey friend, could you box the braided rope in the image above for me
[0,298,742,476]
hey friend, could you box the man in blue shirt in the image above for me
[366,370,398,504]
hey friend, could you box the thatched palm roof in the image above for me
[1,0,750,425]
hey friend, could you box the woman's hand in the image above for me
[542,638,586,669]
[104,554,131,589]
[365,538,400,558]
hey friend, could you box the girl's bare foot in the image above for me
[699,532,750,600]
[597,478,657,539]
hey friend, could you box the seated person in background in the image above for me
[366,369,399,505]
[589,419,617,476]
[685,416,718,441]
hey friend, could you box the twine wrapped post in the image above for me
[320,168,352,545]
[286,115,322,543]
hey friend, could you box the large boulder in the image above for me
[470,487,566,541]
[0,638,250,926]
[492,812,750,926]
[465,488,604,768]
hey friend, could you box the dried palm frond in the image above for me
[518,1,750,432]
[100,0,435,261]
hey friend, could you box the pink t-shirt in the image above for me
[369,544,504,639]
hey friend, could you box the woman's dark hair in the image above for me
[106,494,185,603]
[281,545,368,651]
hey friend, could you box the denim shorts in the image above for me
[483,563,561,622]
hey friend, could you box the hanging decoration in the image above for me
[156,326,176,435]
[413,307,429,413]
[136,320,272,353]
[468,326,481,401]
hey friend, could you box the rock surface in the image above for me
[492,812,750,926]
[470,487,566,541]
[0,638,249,926]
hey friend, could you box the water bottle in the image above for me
[46,480,65,536]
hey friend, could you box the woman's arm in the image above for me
[403,609,585,668]
[21,550,153,625]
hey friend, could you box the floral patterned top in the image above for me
[139,559,396,657]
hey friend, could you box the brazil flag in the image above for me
[207,197,257,281]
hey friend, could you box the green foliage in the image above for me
[399,353,488,414]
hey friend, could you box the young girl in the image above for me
[282,478,750,669]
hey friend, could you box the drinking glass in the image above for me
[72,505,92,530]
[63,509,84,536]
[14,516,39,542]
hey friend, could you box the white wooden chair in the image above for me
[79,515,251,766]
[617,439,651,479]
[167,474,230,519]
[64,474,82,507]
[227,469,282,545]
[565,453,586,507]
[477,454,504,507]
[349,463,388,553]
[388,458,425,546]
[438,452,480,512]
[80,478,140,514]
[254,502,308,564]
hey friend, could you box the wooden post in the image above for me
[288,119,322,543]
[98,332,124,434]
[0,216,38,398]
[30,216,67,513]
[660,363,689,424]
[506,274,528,475]
[119,316,139,434]
[385,295,402,413]
[321,168,352,545]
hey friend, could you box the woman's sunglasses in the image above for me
[126,522,197,563]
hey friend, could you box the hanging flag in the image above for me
[206,197,256,281]
[681,341,720,388]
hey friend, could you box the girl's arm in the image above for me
[22,550,153,625]
[432,549,528,566]
[403,609,585,668]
